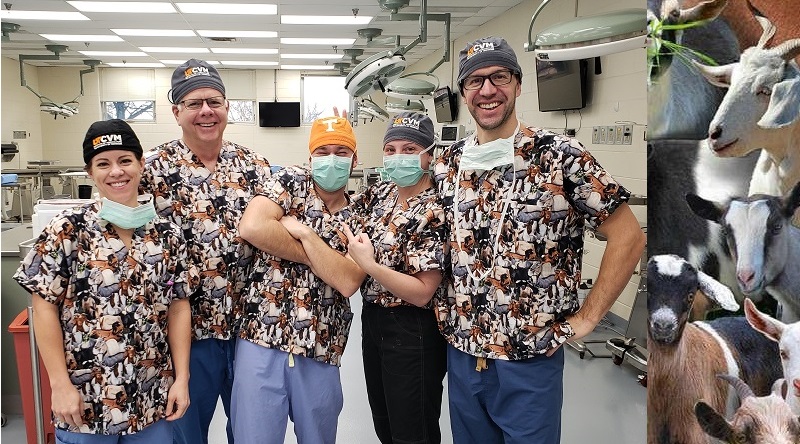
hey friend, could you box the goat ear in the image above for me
[695,401,735,441]
[744,297,785,341]
[758,73,800,128]
[692,60,734,88]
[697,271,739,311]
[686,193,724,223]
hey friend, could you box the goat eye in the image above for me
[781,350,788,359]
[687,292,695,303]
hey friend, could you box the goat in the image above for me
[687,181,800,321]
[744,298,800,414]
[647,254,782,444]
[694,10,800,198]
[647,0,741,140]
[695,375,800,444]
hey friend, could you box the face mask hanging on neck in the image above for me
[459,124,519,171]
[311,154,353,192]
[98,197,157,229]
[382,143,435,187]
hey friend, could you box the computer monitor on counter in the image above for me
[439,124,465,145]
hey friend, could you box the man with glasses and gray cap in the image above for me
[139,59,272,444]
[431,37,646,443]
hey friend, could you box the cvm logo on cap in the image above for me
[184,66,210,79]
[392,117,420,130]
[467,42,495,60]
[92,134,123,150]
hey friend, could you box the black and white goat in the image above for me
[648,254,782,444]
[695,375,800,444]
[687,181,800,321]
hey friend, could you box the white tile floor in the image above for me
[2,297,646,444]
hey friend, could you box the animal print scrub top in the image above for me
[432,125,630,360]
[350,180,447,308]
[238,166,354,366]
[140,139,271,341]
[13,202,195,434]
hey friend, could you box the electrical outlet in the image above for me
[599,126,607,144]
[592,127,599,144]
[607,126,616,145]
[615,125,624,144]
[622,125,633,145]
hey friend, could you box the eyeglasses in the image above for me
[178,96,226,110]
[462,70,516,91]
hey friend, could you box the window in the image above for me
[102,100,155,121]
[302,76,349,124]
[227,99,256,124]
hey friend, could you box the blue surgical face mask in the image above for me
[382,143,435,187]
[311,154,353,192]
[98,197,157,229]
[460,123,519,171]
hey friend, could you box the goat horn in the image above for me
[679,0,727,24]
[745,0,776,48]
[771,38,800,63]
[718,374,754,400]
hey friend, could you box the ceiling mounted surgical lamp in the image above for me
[358,96,390,122]
[524,1,647,61]
[385,98,425,113]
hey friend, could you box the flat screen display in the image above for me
[535,59,588,112]
[259,101,301,127]
[433,86,457,123]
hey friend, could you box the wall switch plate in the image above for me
[592,127,599,144]
[622,125,633,145]
[606,126,616,144]
[13,131,27,139]
[615,125,624,144]
[599,126,607,144]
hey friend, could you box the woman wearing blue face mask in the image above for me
[343,112,448,444]
[14,120,195,444]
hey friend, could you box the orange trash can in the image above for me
[8,309,55,444]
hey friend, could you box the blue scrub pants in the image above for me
[173,338,235,444]
[447,344,564,444]
[231,338,344,444]
[56,419,172,444]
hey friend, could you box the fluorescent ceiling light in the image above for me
[281,38,356,45]
[67,1,176,13]
[79,51,149,57]
[220,61,279,66]
[39,34,123,42]
[280,54,345,60]
[210,48,278,54]
[177,3,277,15]
[198,30,277,38]
[107,62,165,68]
[281,65,337,70]
[1,10,89,20]
[140,47,210,53]
[161,60,220,65]
[112,29,196,37]
[281,15,373,25]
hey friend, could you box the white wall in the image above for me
[1,0,646,320]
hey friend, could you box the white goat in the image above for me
[694,12,800,197]
[648,254,782,444]
[687,181,800,321]
[695,375,800,444]
[745,298,800,414]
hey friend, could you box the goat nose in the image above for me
[709,126,722,140]
[737,269,755,289]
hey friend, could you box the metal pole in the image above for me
[27,306,46,444]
